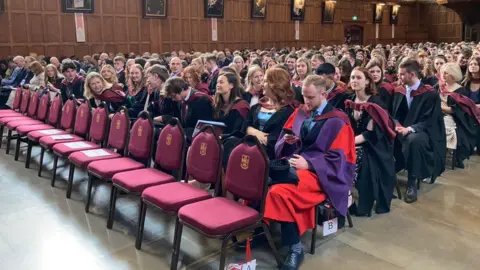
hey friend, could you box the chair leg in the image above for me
[85,174,94,213]
[66,164,75,199]
[219,236,231,270]
[5,129,12,154]
[262,223,283,267]
[14,136,21,161]
[417,178,421,190]
[107,186,118,229]
[0,125,4,148]
[51,155,58,187]
[347,211,354,228]
[38,147,45,177]
[396,182,402,200]
[451,150,455,170]
[135,201,148,250]
[25,140,33,168]
[310,206,318,254]
[170,220,183,270]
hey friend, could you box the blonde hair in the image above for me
[245,65,264,93]
[303,75,328,92]
[44,64,64,85]
[440,62,463,83]
[101,64,118,84]
[84,72,110,99]
[293,57,312,81]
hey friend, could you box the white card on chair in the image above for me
[64,142,91,149]
[322,217,338,237]
[82,149,111,158]
[51,135,74,140]
[39,130,62,135]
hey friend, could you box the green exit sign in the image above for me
[353,16,358,21]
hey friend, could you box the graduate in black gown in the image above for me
[344,67,397,215]
[242,68,297,159]
[366,60,395,113]
[463,57,480,155]
[315,63,350,111]
[395,60,446,203]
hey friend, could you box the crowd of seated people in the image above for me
[1,41,480,269]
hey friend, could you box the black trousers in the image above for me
[280,222,300,246]
[0,87,13,109]
[401,132,434,186]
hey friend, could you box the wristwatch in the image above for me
[407,127,415,133]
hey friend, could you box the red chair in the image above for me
[0,88,23,116]
[172,136,282,270]
[13,93,52,161]
[66,107,130,199]
[0,89,35,148]
[135,124,220,251]
[108,118,187,230]
[85,111,154,213]
[23,94,63,169]
[50,103,111,187]
[36,98,80,177]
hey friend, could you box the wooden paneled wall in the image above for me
[0,0,444,58]
[422,3,463,43]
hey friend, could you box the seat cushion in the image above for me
[0,116,30,124]
[6,119,43,129]
[113,168,175,193]
[16,124,55,136]
[87,157,144,179]
[39,134,83,149]
[27,129,67,142]
[178,197,260,236]
[53,141,100,157]
[69,149,121,169]
[142,182,212,212]
[0,111,22,118]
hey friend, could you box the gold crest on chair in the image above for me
[66,106,70,113]
[116,120,121,129]
[80,110,84,118]
[166,134,172,145]
[96,114,100,123]
[138,126,143,137]
[200,143,207,156]
[241,155,250,170]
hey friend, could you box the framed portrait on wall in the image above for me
[390,5,400,25]
[204,0,224,18]
[322,0,336,24]
[251,0,266,19]
[373,3,385,24]
[291,0,305,21]
[143,0,167,18]
[0,0,4,14]
[62,0,95,13]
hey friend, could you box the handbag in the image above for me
[268,159,299,186]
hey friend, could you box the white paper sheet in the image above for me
[82,149,112,158]
[64,141,92,149]
[51,135,74,140]
[39,129,62,135]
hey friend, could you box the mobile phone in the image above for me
[283,128,294,135]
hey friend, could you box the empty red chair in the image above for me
[0,88,23,117]
[173,136,282,270]
[85,111,155,213]
[135,124,220,250]
[13,93,52,161]
[23,94,63,169]
[107,118,187,230]
[50,103,111,187]
[37,99,90,178]
[0,89,35,147]
[66,107,130,199]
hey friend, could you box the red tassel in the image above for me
[245,237,252,262]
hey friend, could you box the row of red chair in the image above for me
[0,88,282,270]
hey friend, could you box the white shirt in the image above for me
[406,80,421,108]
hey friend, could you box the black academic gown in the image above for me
[327,84,351,111]
[242,104,295,159]
[396,84,446,181]
[345,96,396,215]
[216,99,250,135]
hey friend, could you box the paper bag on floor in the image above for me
[226,238,256,270]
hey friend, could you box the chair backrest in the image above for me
[73,101,91,138]
[12,88,23,110]
[36,93,50,122]
[186,125,222,185]
[19,89,30,113]
[47,95,62,126]
[225,135,269,204]
[89,102,109,145]
[60,98,76,130]
[107,106,130,151]
[27,91,40,117]
[155,118,186,179]
[127,111,154,165]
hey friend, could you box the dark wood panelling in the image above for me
[0,0,453,58]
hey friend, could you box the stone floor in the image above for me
[0,138,480,270]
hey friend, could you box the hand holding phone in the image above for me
[283,128,294,135]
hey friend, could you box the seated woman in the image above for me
[421,56,439,87]
[433,55,447,85]
[101,64,122,87]
[243,65,264,106]
[243,68,297,159]
[84,72,125,111]
[23,61,45,92]
[345,67,396,216]
[44,64,64,99]
[182,66,209,95]
[291,57,312,88]
[463,57,480,155]
[366,59,393,112]
[213,72,250,135]
[439,63,478,168]
[125,64,149,119]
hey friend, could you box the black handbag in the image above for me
[268,159,299,186]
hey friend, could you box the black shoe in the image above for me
[404,186,417,204]
[280,250,304,270]
[429,175,437,184]
[234,233,267,250]
[455,159,465,169]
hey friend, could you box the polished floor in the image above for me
[1,139,480,270]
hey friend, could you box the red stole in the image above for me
[411,84,435,97]
[379,82,395,96]
[182,91,213,122]
[440,88,480,125]
[231,99,250,119]
[327,84,347,100]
